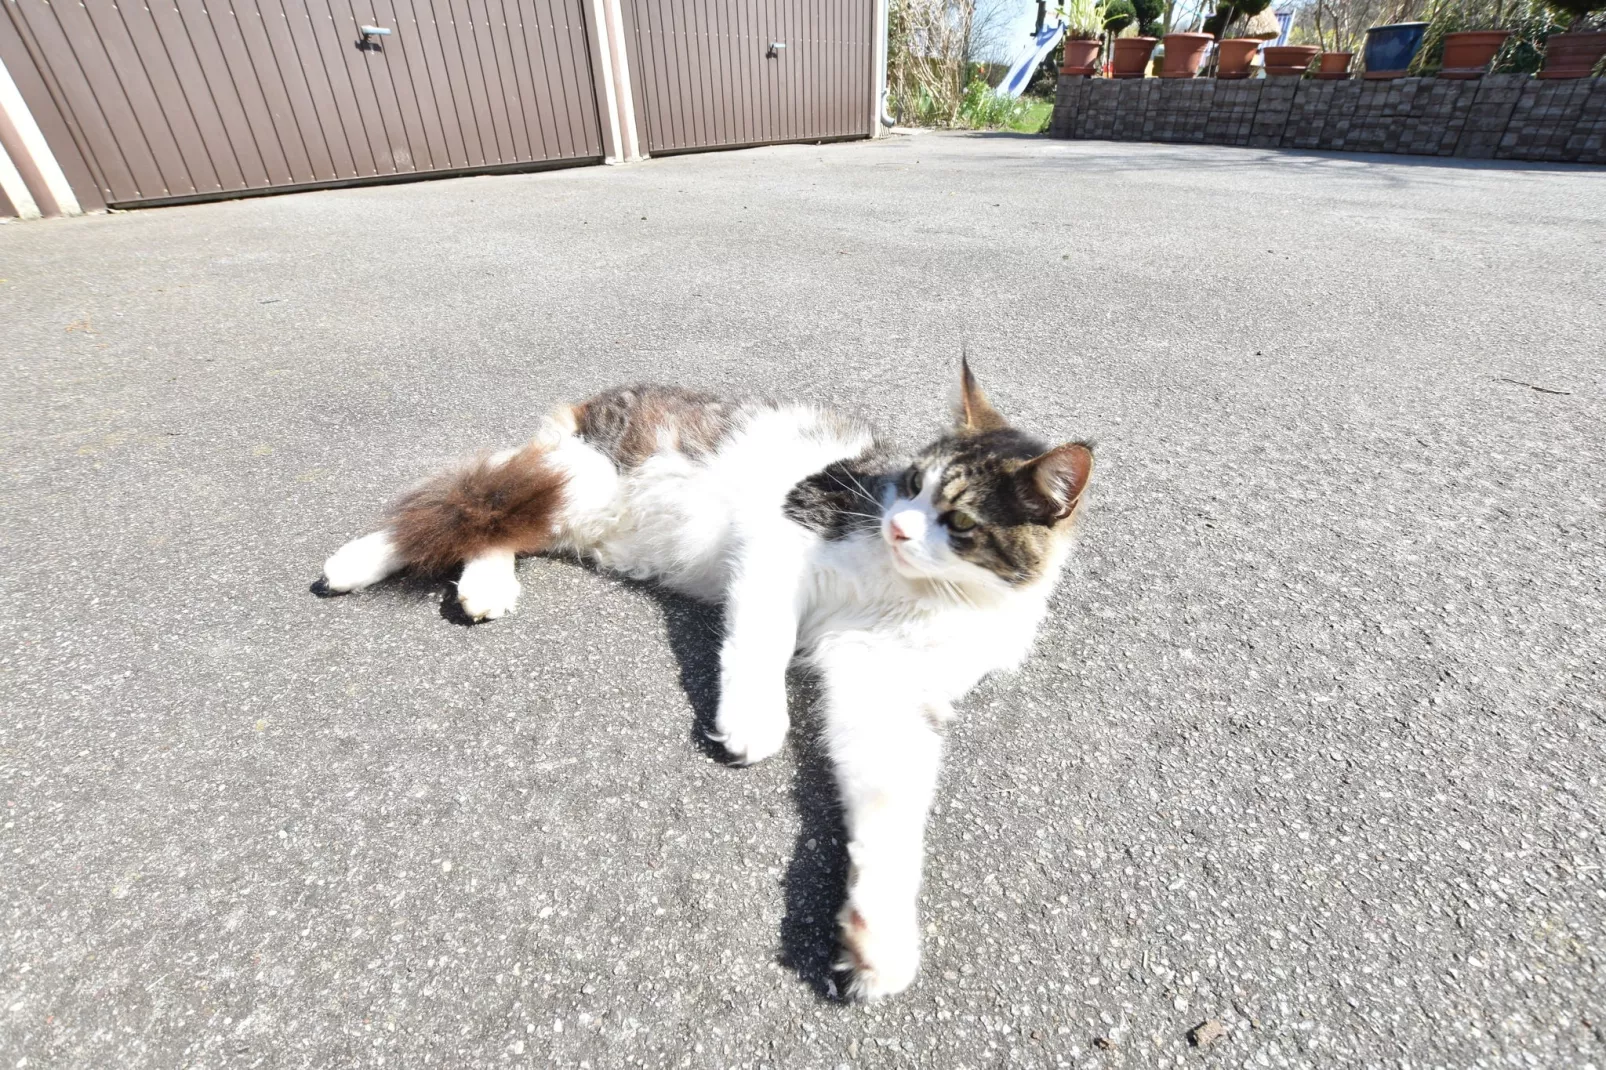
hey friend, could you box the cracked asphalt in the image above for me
[2,132,1603,1069]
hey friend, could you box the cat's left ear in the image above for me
[956,358,1008,435]
[1017,443,1094,520]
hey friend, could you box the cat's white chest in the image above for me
[800,553,1051,704]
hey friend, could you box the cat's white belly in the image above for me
[554,404,871,601]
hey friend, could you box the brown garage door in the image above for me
[1,0,604,207]
[621,0,870,155]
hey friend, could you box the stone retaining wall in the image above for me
[1048,75,1605,164]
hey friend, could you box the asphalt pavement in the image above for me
[2,132,1603,1069]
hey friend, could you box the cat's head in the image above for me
[882,362,1092,590]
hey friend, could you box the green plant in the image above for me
[1105,0,1138,32]
[957,80,1034,129]
[1204,0,1274,37]
[1404,0,1579,72]
[1132,0,1167,34]
[1547,0,1606,29]
[1058,0,1112,38]
[1408,0,1515,71]
[1496,3,1569,67]
[887,0,976,127]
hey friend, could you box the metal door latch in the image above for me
[767,41,786,57]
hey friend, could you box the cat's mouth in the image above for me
[886,540,926,577]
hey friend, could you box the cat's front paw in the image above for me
[456,556,521,621]
[835,903,921,1001]
[708,678,789,765]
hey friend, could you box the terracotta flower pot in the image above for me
[1316,51,1354,79]
[1539,31,1606,79]
[1061,37,1102,76]
[1363,21,1428,79]
[1112,36,1159,78]
[1437,30,1510,78]
[1263,45,1319,76]
[1216,38,1262,79]
[1160,32,1214,78]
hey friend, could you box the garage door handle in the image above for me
[767,41,786,57]
[359,24,391,37]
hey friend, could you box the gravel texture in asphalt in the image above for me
[2,132,1603,1069]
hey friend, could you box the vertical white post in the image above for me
[0,54,81,217]
[871,0,890,138]
[583,0,624,163]
[603,0,642,160]
[585,0,643,163]
[0,139,42,219]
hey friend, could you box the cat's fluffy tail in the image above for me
[387,446,567,574]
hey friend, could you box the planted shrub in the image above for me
[1059,0,1111,38]
[1132,0,1166,35]
[1204,0,1273,37]
[958,80,1032,129]
[1547,0,1606,29]
[1104,0,1138,33]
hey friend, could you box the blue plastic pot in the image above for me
[1363,22,1429,78]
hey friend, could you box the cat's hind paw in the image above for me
[321,531,401,594]
[456,554,521,621]
[835,905,921,1002]
[708,680,789,766]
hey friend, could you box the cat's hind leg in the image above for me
[318,530,404,594]
[455,548,519,620]
[316,433,571,620]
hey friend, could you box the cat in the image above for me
[315,362,1093,1000]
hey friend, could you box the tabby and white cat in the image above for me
[317,363,1092,1000]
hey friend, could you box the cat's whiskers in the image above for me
[823,468,881,510]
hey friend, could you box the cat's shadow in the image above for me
[640,583,851,1001]
[315,563,849,999]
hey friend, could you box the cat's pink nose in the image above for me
[889,518,912,542]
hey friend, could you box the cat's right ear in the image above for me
[1017,442,1093,521]
[956,358,1007,435]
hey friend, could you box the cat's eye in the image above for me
[947,510,977,532]
[905,468,923,496]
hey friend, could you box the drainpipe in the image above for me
[873,0,895,133]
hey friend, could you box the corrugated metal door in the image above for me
[621,0,870,155]
[0,0,604,206]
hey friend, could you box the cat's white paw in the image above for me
[836,902,922,1001]
[708,678,789,765]
[456,554,520,621]
[321,531,400,593]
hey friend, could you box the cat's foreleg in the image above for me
[816,645,943,1000]
[707,530,808,765]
